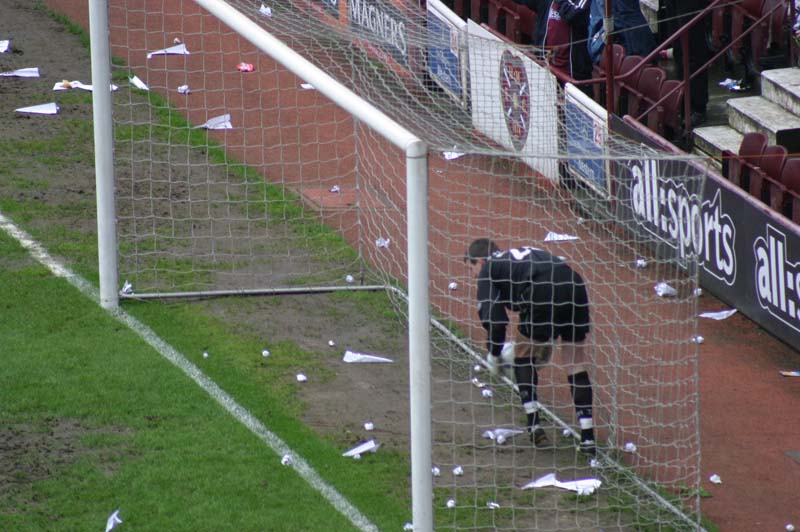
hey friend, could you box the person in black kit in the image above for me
[513,0,592,81]
[667,0,710,125]
[465,238,596,455]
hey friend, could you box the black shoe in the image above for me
[529,427,551,447]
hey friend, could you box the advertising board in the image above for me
[611,116,800,350]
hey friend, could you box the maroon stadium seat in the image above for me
[630,66,666,120]
[749,144,788,205]
[658,79,684,136]
[780,158,800,222]
[514,3,537,44]
[592,43,625,101]
[761,144,788,181]
[488,0,521,42]
[615,55,645,113]
[724,131,768,189]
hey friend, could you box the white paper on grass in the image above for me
[195,114,232,130]
[129,75,149,91]
[699,309,737,320]
[259,3,273,16]
[0,40,9,53]
[544,231,579,242]
[521,472,601,495]
[342,350,393,363]
[16,102,59,115]
[105,509,123,532]
[147,42,190,59]
[0,67,40,78]
[52,80,119,92]
[482,428,524,441]
[342,439,380,457]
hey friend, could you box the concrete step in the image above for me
[761,68,800,117]
[693,125,743,161]
[727,95,800,152]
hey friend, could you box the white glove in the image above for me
[485,353,502,377]
[500,342,516,364]
[486,352,514,380]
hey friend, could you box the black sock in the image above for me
[514,358,539,427]
[568,370,594,442]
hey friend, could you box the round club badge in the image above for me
[499,50,531,151]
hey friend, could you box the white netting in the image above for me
[107,0,705,529]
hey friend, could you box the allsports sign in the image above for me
[612,116,800,350]
[754,225,800,331]
[627,159,736,285]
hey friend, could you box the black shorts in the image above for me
[518,264,590,343]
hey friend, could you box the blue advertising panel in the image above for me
[426,2,463,100]
[564,85,609,197]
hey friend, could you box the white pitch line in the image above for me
[0,211,380,532]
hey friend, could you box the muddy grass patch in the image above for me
[0,417,135,512]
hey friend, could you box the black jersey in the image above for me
[476,246,567,356]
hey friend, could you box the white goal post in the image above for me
[89,0,434,529]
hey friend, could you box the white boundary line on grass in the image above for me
[0,212,381,532]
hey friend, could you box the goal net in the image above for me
[104,0,706,529]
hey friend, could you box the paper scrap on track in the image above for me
[147,43,190,59]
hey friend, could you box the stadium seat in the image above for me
[629,66,666,120]
[723,131,768,189]
[488,0,521,42]
[780,158,800,221]
[761,144,788,181]
[592,43,625,101]
[745,144,786,206]
[748,166,786,205]
[615,55,645,113]
[514,3,537,44]
[657,79,684,137]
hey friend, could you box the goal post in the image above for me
[89,0,118,311]
[91,0,434,528]
[91,0,709,529]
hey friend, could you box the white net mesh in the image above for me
[108,0,706,529]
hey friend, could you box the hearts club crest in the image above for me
[499,50,530,151]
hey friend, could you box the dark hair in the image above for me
[464,238,499,265]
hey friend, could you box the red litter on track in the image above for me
[237,62,254,72]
